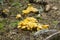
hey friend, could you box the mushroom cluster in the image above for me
[17,17,49,31]
[22,4,38,15]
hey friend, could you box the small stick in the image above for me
[34,29,58,37]
[44,31,60,40]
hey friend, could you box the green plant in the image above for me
[10,21,19,27]
[0,23,4,29]
[11,2,22,7]
[53,21,58,25]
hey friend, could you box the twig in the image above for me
[34,29,58,37]
[44,31,60,40]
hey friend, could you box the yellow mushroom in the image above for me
[3,9,9,13]
[22,4,38,15]
[27,27,31,30]
[16,14,21,19]
[30,7,38,12]
[37,27,41,31]
[21,26,26,29]
[22,10,30,15]
[42,25,49,29]
[28,4,31,6]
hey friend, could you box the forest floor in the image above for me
[0,0,60,40]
